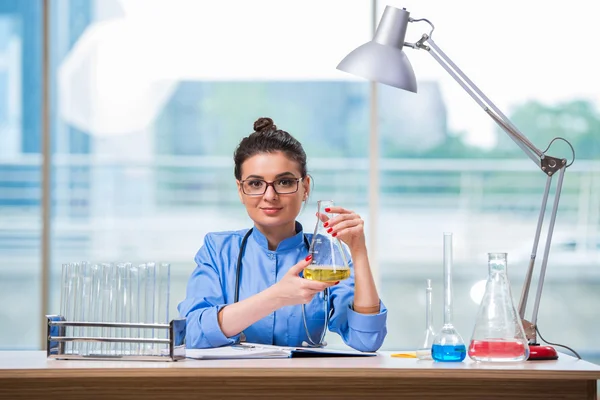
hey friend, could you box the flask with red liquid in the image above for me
[468,253,529,362]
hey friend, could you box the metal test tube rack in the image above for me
[46,315,186,361]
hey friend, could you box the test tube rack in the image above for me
[46,315,186,361]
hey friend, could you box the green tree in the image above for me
[495,100,600,160]
[382,130,489,159]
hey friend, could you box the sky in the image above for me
[60,0,600,147]
[381,0,600,148]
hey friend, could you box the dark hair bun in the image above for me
[253,117,276,133]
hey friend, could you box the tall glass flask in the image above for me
[431,232,466,362]
[416,279,435,360]
[468,253,530,362]
[305,200,351,282]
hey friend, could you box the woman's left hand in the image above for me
[317,206,367,253]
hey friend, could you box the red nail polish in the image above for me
[332,232,337,237]
[335,281,340,284]
[323,222,329,227]
[325,207,331,212]
[305,255,312,261]
[327,227,333,233]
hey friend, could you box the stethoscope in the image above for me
[235,228,329,347]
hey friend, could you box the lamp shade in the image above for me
[336,6,417,93]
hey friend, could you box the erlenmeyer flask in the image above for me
[431,232,466,362]
[468,253,529,362]
[305,200,351,282]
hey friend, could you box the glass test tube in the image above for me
[144,262,156,355]
[115,263,130,355]
[78,262,92,356]
[70,263,79,356]
[60,263,73,354]
[101,263,115,355]
[58,260,171,357]
[129,264,141,355]
[155,263,170,355]
[89,263,102,356]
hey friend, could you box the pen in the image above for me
[391,352,417,358]
[232,344,255,350]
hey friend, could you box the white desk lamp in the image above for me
[337,5,576,360]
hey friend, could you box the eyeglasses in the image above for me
[240,177,303,196]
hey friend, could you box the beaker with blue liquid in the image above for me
[431,232,466,362]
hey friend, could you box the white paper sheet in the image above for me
[186,343,291,359]
[185,343,376,360]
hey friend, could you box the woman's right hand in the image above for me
[270,255,338,307]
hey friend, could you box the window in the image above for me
[376,0,600,364]
[50,0,371,346]
[0,0,42,350]
[1,1,598,366]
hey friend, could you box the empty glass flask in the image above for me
[416,279,436,360]
[468,253,529,362]
[304,200,351,282]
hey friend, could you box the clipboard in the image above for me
[185,343,377,360]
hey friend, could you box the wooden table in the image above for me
[1,351,599,399]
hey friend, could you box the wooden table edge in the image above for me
[2,367,600,381]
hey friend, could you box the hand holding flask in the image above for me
[305,200,351,282]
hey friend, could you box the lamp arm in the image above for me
[422,36,543,166]
[411,34,572,344]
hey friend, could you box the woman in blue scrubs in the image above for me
[178,117,387,351]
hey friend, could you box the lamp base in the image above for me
[528,344,558,360]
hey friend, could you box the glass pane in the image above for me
[377,0,600,365]
[0,0,42,350]
[51,0,372,340]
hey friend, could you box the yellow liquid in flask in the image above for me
[304,266,351,282]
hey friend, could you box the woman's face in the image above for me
[237,151,309,231]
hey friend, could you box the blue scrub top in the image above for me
[177,222,387,352]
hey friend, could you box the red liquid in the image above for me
[468,340,528,360]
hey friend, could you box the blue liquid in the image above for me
[431,344,467,362]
